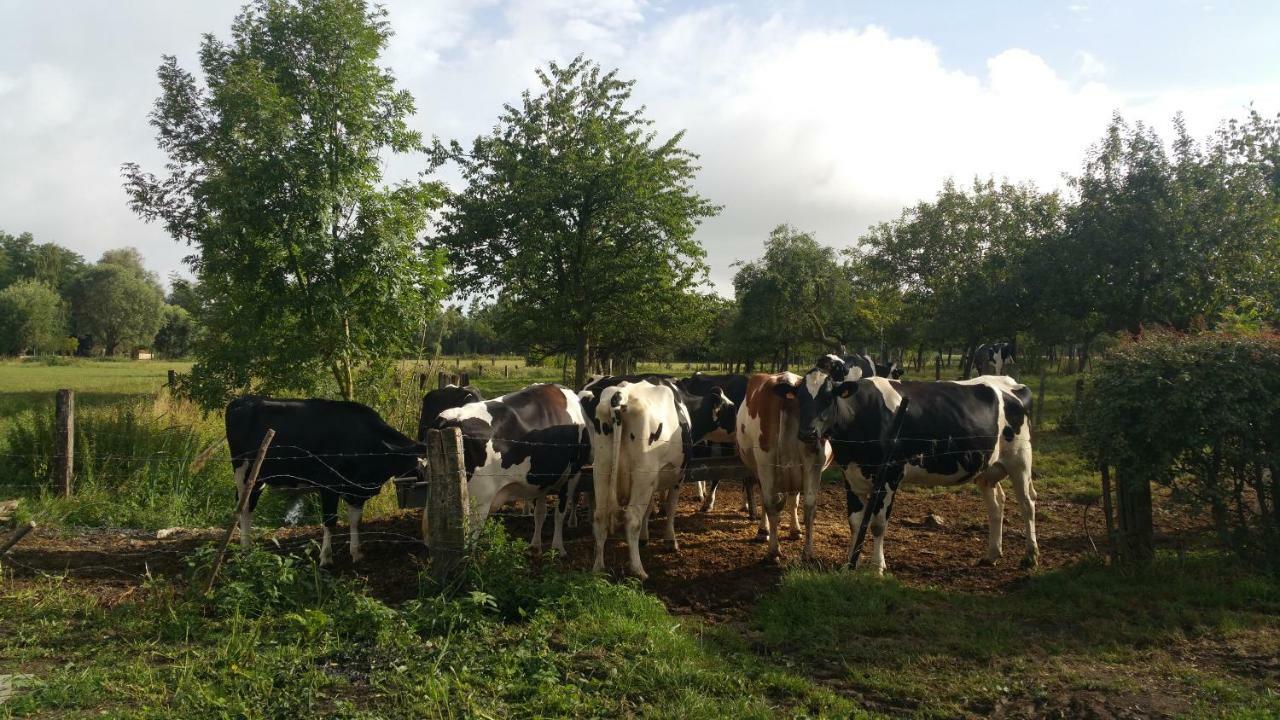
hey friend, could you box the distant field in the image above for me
[0,358,192,436]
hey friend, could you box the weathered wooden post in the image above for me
[437,371,448,390]
[418,372,428,390]
[425,427,469,586]
[53,390,74,498]
[0,521,36,559]
[504,365,509,378]
[205,429,275,594]
[1035,366,1048,431]
[1099,462,1118,564]
[934,355,941,381]
[459,372,470,386]
[167,369,177,388]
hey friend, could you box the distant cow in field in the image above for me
[791,355,1037,572]
[735,372,835,561]
[225,396,424,566]
[584,378,694,579]
[974,342,1016,376]
[422,383,590,554]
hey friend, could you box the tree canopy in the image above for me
[432,55,718,386]
[0,279,67,355]
[123,0,446,406]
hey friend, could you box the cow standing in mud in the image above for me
[792,355,1038,572]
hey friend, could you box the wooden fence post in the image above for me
[167,369,177,388]
[459,372,470,386]
[504,365,509,378]
[437,371,447,390]
[426,427,469,586]
[53,390,74,498]
[205,428,275,594]
[1035,366,1048,431]
[934,355,941,381]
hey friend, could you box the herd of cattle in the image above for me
[226,344,1037,579]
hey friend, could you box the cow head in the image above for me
[418,385,485,441]
[792,358,863,444]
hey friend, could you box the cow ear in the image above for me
[771,383,797,399]
[845,366,863,382]
[836,380,858,398]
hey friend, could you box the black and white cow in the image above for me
[793,355,1038,572]
[974,342,1017,376]
[873,361,905,379]
[225,396,424,566]
[675,372,751,513]
[418,384,484,441]
[423,383,591,554]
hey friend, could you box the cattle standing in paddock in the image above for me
[585,379,693,580]
[675,372,753,514]
[423,383,591,554]
[792,357,1037,573]
[975,342,1017,376]
[736,372,835,561]
[225,396,424,566]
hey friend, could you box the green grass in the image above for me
[753,554,1280,718]
[0,527,861,718]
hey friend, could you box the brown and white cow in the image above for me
[735,372,834,561]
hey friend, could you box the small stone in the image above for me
[923,513,945,528]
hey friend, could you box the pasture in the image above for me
[1,360,1278,718]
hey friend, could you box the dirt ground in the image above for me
[2,482,1208,617]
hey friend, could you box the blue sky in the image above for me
[1,0,1277,291]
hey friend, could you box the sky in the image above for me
[2,0,1278,293]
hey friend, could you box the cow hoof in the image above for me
[350,552,365,564]
[1020,552,1039,570]
[977,557,998,567]
[631,569,650,582]
[788,530,802,541]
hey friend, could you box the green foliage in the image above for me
[0,279,66,355]
[0,229,86,294]
[433,55,719,386]
[1083,331,1280,569]
[154,304,196,358]
[123,0,448,407]
[70,261,166,356]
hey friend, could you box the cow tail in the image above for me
[609,392,627,535]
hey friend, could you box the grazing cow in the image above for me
[735,372,835,561]
[792,356,1037,573]
[676,372,751,513]
[417,384,484,441]
[225,396,423,566]
[424,383,590,554]
[585,379,693,579]
[974,342,1017,376]
[874,361,905,379]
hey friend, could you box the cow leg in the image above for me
[744,477,757,519]
[699,477,719,513]
[552,474,578,554]
[591,500,608,574]
[695,480,706,502]
[233,464,252,548]
[663,485,680,552]
[979,479,1006,565]
[624,502,649,580]
[763,490,784,560]
[319,490,339,567]
[802,485,819,561]
[531,494,548,552]
[1008,463,1039,568]
[347,502,365,563]
[868,486,895,575]
[785,493,802,540]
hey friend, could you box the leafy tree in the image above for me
[154,305,196,358]
[0,279,67,355]
[123,0,446,406]
[166,275,202,315]
[0,231,85,294]
[100,247,162,291]
[432,56,718,388]
[70,263,165,356]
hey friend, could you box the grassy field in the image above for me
[2,358,1278,717]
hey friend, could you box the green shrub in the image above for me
[1083,330,1280,569]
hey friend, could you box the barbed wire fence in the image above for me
[2,385,1031,590]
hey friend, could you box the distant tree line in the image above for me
[0,235,197,358]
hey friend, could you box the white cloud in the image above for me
[1,0,1276,293]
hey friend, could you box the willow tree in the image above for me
[432,56,717,387]
[123,0,445,406]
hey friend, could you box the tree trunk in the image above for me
[1115,465,1154,564]
[573,334,590,389]
[960,341,977,379]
